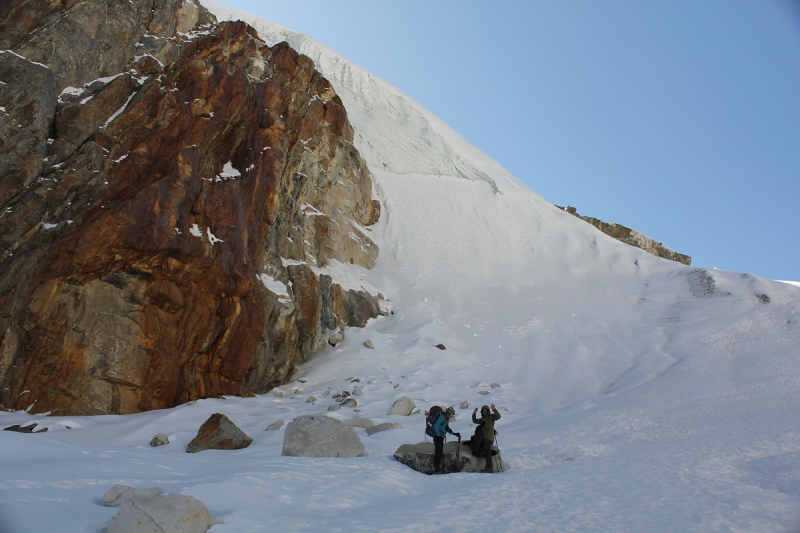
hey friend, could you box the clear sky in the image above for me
[214,1,800,282]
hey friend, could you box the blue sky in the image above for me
[218,1,800,281]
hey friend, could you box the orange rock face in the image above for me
[0,4,381,415]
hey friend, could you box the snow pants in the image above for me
[482,438,493,471]
[433,436,444,471]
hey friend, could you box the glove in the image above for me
[455,432,461,439]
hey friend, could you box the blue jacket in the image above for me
[433,414,457,438]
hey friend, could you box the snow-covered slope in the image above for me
[1,4,799,532]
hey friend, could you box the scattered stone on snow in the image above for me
[186,413,252,453]
[329,329,345,346]
[105,485,217,533]
[332,390,351,401]
[471,382,480,388]
[387,397,416,416]
[150,433,169,447]
[366,422,402,436]
[239,391,256,398]
[3,423,47,433]
[491,383,502,389]
[460,401,470,409]
[327,405,341,411]
[340,398,357,408]
[363,340,374,349]
[306,396,317,403]
[282,414,365,457]
[272,390,285,397]
[478,391,490,396]
[342,417,375,428]
[434,344,447,350]
[352,387,364,396]
[266,420,285,431]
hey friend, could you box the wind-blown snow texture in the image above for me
[1,3,799,532]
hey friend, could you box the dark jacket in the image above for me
[472,407,501,441]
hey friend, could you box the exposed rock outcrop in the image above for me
[0,1,382,415]
[557,205,691,265]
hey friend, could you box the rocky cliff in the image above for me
[0,0,382,415]
[557,205,691,265]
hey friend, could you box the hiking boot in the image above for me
[481,464,493,473]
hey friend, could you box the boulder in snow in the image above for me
[363,340,374,349]
[107,490,217,533]
[387,397,416,416]
[186,413,252,453]
[329,329,345,346]
[103,485,164,507]
[150,433,169,447]
[342,416,375,428]
[366,422,402,436]
[394,442,502,475]
[282,414,365,457]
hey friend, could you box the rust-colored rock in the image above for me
[186,413,252,453]
[0,2,382,415]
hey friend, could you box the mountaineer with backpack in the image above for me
[425,406,461,473]
[472,404,501,473]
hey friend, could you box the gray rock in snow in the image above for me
[103,485,164,507]
[329,329,345,346]
[387,397,416,416]
[266,420,285,431]
[460,401,470,409]
[106,489,217,533]
[342,417,375,429]
[282,414,365,458]
[365,422,402,436]
[150,433,169,447]
[363,339,375,349]
[394,442,502,475]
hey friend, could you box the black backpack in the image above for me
[469,423,485,455]
[425,406,444,438]
[469,423,498,456]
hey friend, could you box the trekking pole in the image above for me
[456,435,461,465]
